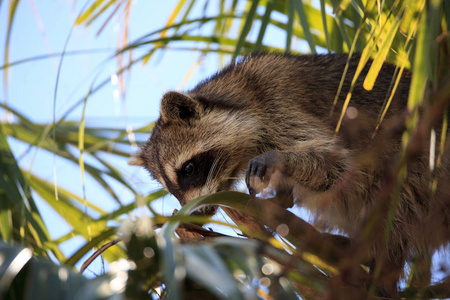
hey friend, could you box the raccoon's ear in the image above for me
[160,91,203,123]
[128,151,145,166]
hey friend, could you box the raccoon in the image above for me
[131,53,450,293]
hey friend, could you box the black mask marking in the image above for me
[176,149,222,191]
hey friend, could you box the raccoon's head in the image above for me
[130,91,261,215]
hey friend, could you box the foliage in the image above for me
[1,0,449,299]
[0,241,124,300]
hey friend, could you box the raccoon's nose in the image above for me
[171,192,186,206]
[177,196,187,206]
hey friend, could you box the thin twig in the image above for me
[80,237,123,274]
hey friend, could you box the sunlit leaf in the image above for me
[293,0,316,53]
[363,10,402,91]
[233,0,259,58]
[255,0,275,49]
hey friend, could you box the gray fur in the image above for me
[134,53,450,294]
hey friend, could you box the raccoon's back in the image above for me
[191,53,410,125]
[190,53,410,150]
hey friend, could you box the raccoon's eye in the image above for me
[182,161,195,177]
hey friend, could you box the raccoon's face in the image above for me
[130,91,261,215]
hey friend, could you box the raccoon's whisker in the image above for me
[206,152,221,185]
[203,150,226,200]
[205,161,216,187]
[211,151,230,187]
[206,149,225,187]
[213,150,227,175]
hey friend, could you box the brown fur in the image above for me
[132,53,450,294]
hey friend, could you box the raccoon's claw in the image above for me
[246,159,267,195]
[245,151,282,196]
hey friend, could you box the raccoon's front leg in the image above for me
[245,148,349,198]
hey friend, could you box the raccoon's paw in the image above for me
[245,151,284,196]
